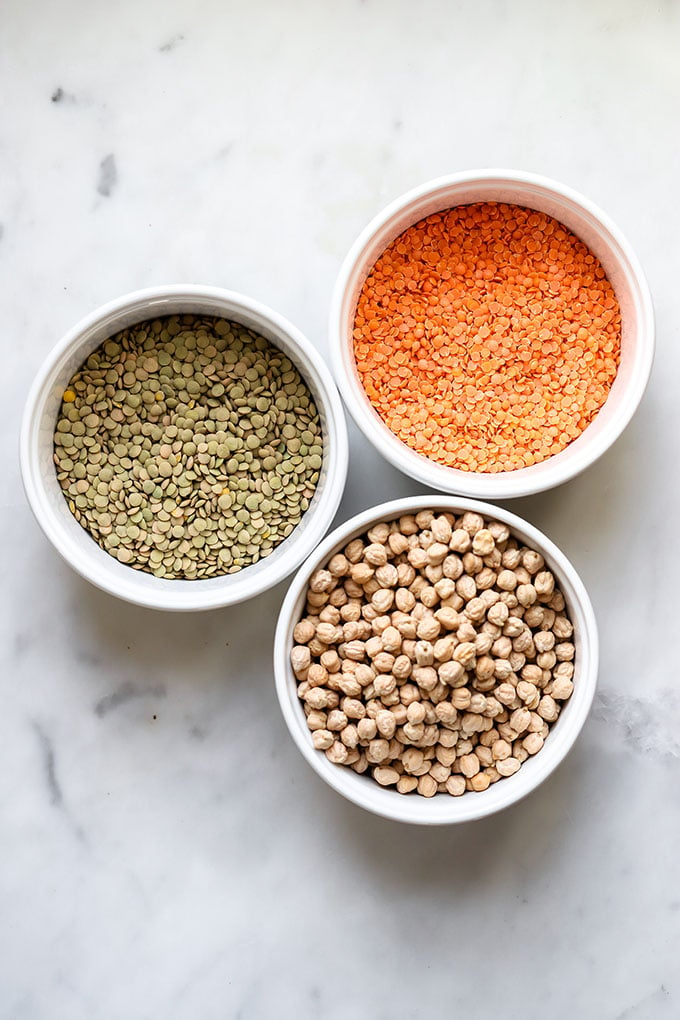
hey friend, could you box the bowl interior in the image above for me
[275,496,598,824]
[23,288,347,610]
[333,173,653,498]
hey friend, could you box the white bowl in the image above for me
[274,496,598,825]
[329,169,654,499]
[21,285,348,611]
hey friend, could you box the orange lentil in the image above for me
[353,202,621,472]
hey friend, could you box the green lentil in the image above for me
[53,314,323,579]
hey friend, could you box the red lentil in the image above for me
[353,202,621,472]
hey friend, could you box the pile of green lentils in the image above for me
[53,315,323,579]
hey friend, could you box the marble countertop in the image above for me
[2,1,679,1017]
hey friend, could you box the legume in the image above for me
[53,315,322,579]
[291,509,575,796]
[354,202,621,472]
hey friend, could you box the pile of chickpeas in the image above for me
[290,509,575,797]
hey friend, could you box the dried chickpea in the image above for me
[293,512,574,798]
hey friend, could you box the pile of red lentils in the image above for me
[353,202,621,472]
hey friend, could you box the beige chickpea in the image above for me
[372,765,399,787]
[372,651,395,674]
[309,568,334,593]
[450,688,471,712]
[442,555,464,582]
[378,626,400,654]
[475,655,495,681]
[465,597,487,623]
[320,650,341,674]
[387,531,409,557]
[497,569,518,592]
[523,732,544,755]
[555,641,575,662]
[344,540,364,564]
[495,683,518,707]
[375,563,399,588]
[456,574,477,602]
[373,673,397,697]
[537,695,559,722]
[459,753,480,778]
[361,543,385,568]
[487,601,509,628]
[438,729,458,749]
[293,619,316,644]
[290,645,311,676]
[429,515,452,544]
[552,676,574,700]
[462,552,483,577]
[412,666,438,693]
[521,548,544,574]
[533,630,555,654]
[315,622,343,646]
[425,542,449,566]
[453,642,476,669]
[371,588,394,614]
[366,738,391,764]
[523,604,544,628]
[326,740,349,764]
[491,635,513,659]
[450,528,471,553]
[416,616,441,642]
[433,578,456,601]
[492,738,512,761]
[434,701,457,728]
[516,583,537,608]
[497,757,521,777]
[327,708,348,731]
[429,761,451,784]
[376,709,397,738]
[414,640,434,666]
[416,587,437,611]
[499,591,519,610]
[305,708,327,729]
[396,775,418,794]
[432,635,455,662]
[366,522,390,544]
[343,640,367,662]
[445,775,466,796]
[434,607,459,631]
[476,568,497,591]
[471,528,495,556]
[356,716,377,742]
[552,614,573,639]
[509,707,531,733]
[312,729,334,751]
[537,651,557,670]
[501,547,522,570]
[468,771,490,792]
[343,579,364,600]
[417,774,437,798]
[408,546,429,570]
[340,724,360,749]
[534,570,555,598]
[438,660,465,687]
[475,744,494,768]
[392,587,415,617]
[336,673,361,698]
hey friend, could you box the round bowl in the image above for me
[21,285,349,611]
[274,495,598,825]
[329,169,654,499]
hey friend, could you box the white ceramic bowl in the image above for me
[330,169,654,499]
[274,496,598,825]
[21,285,348,611]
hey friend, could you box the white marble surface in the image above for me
[2,1,679,1017]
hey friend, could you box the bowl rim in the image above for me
[20,284,349,611]
[329,167,655,499]
[274,494,599,825]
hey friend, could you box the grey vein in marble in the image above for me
[97,155,118,198]
[94,681,167,718]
